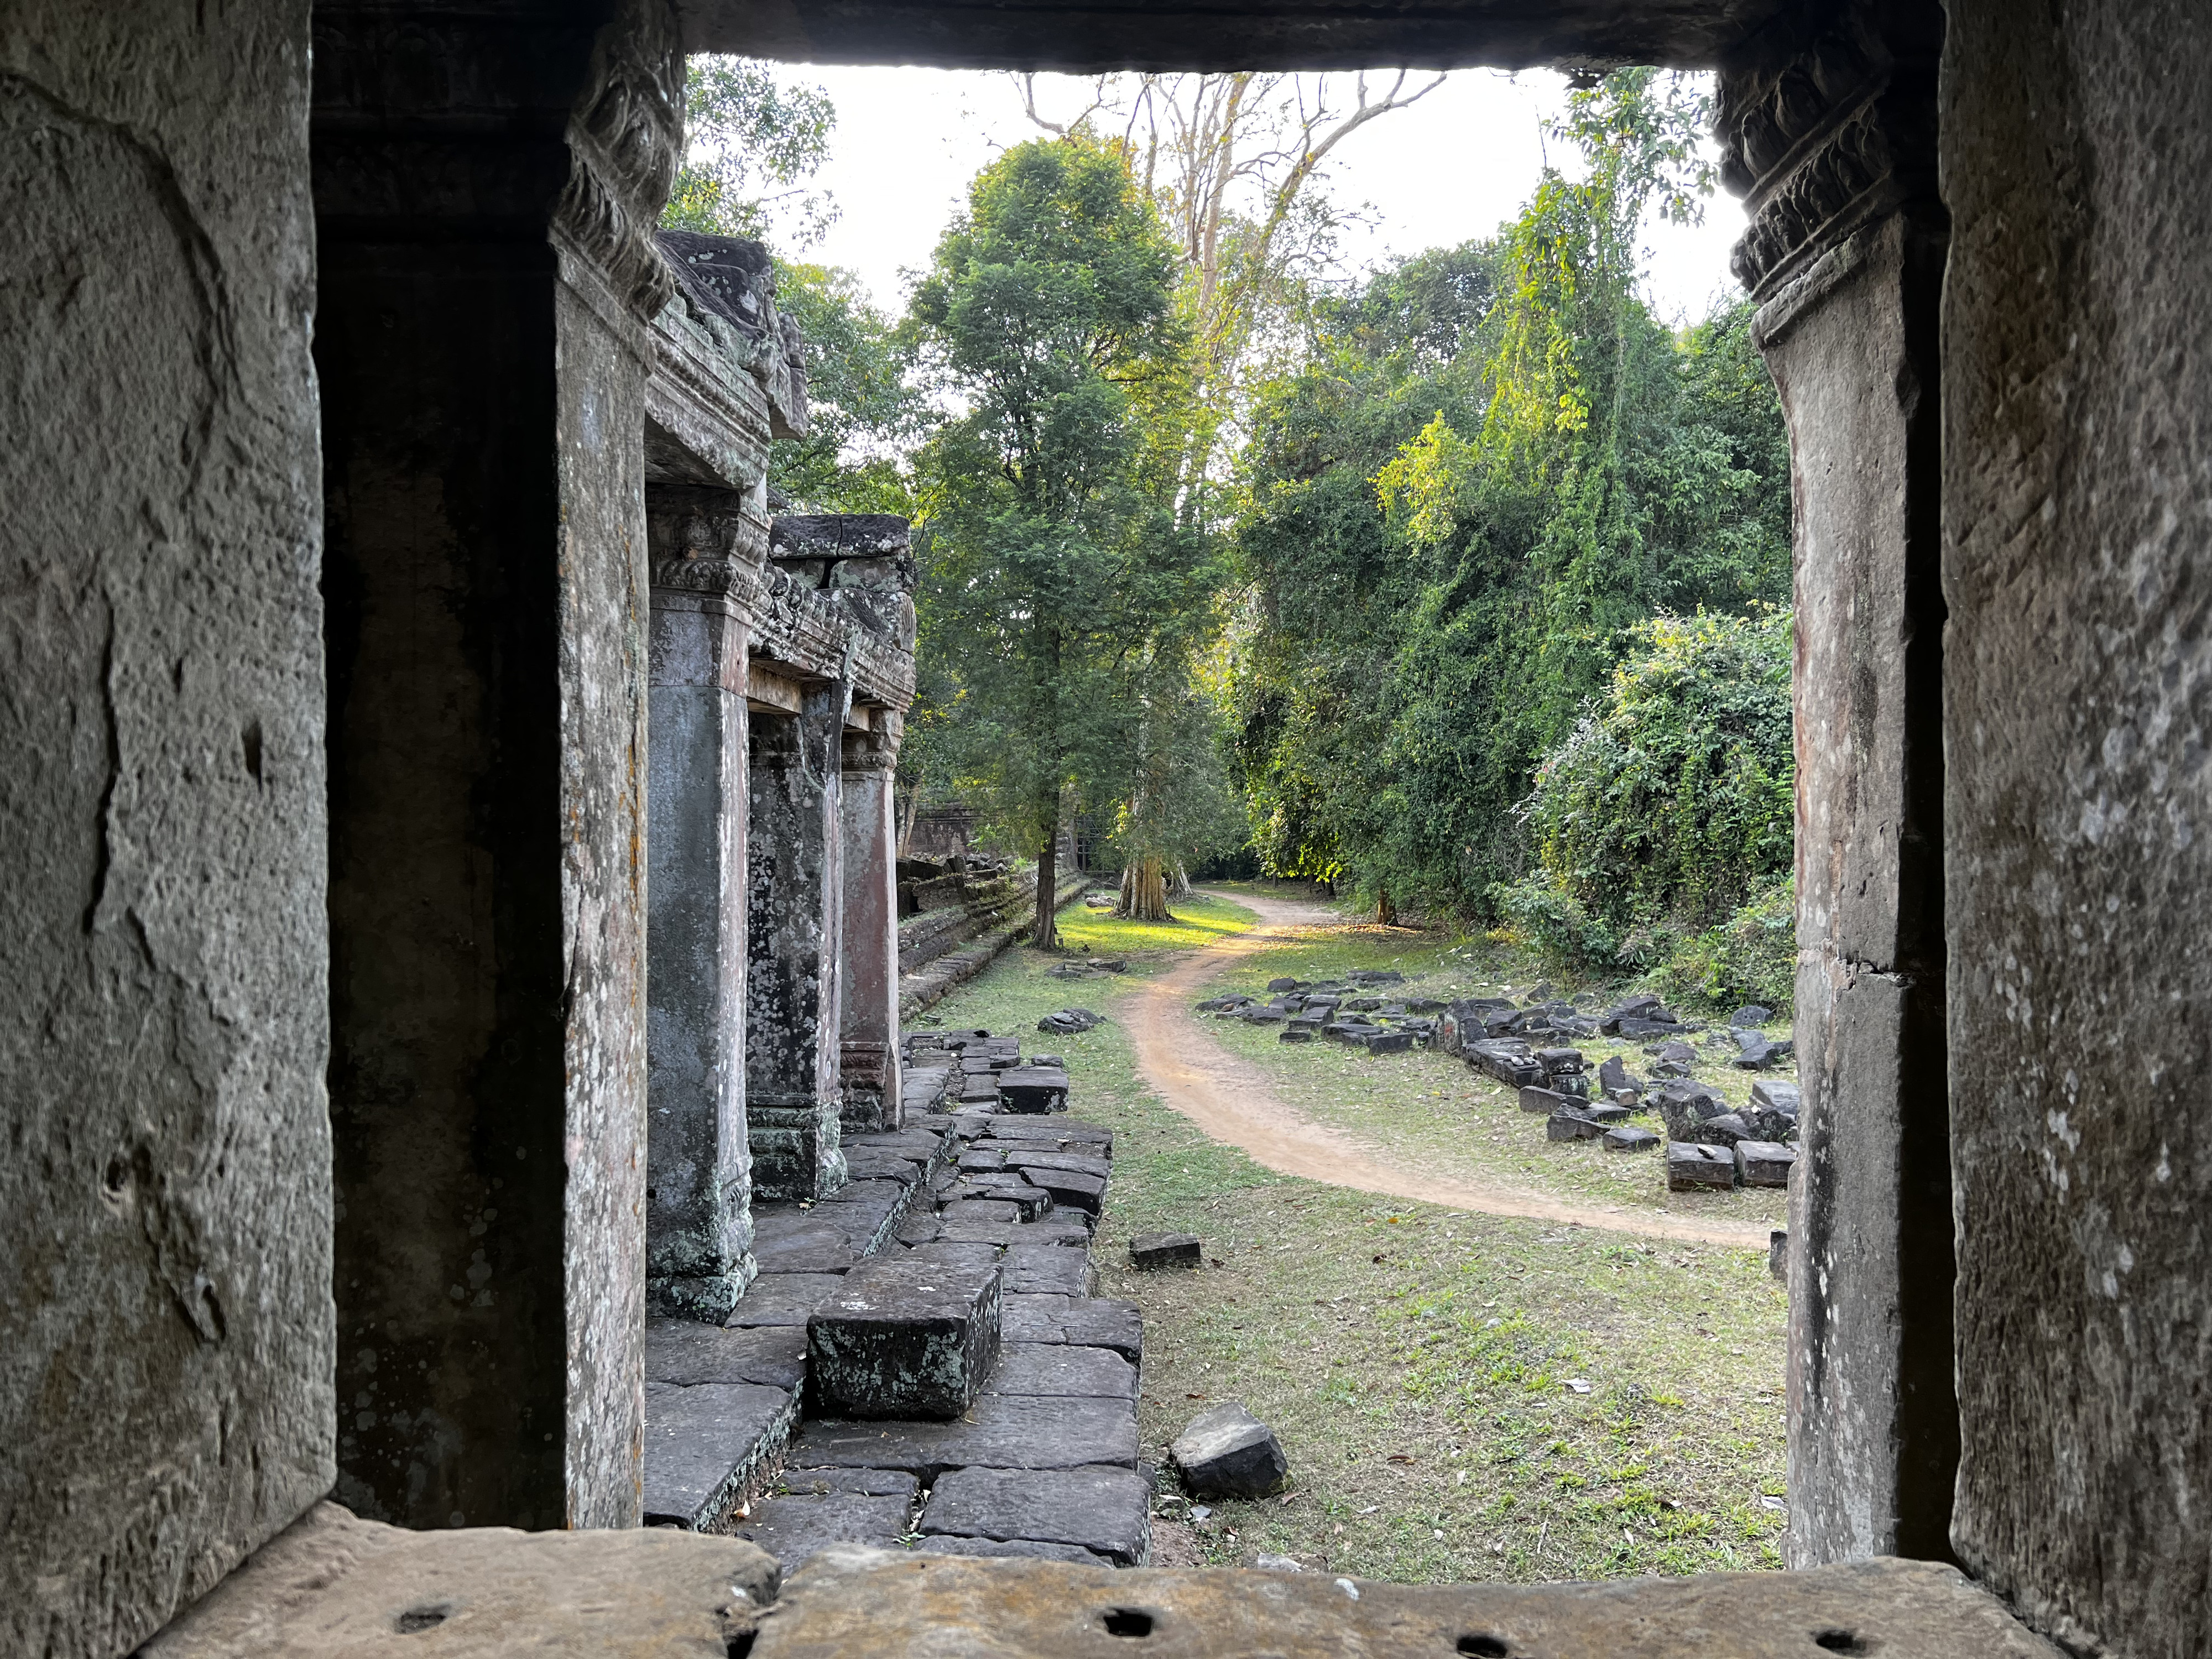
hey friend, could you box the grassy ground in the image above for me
[1196,885,1794,1230]
[917,888,1788,1584]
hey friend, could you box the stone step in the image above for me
[791,1392,1139,1482]
[641,1380,801,1530]
[728,1467,919,1571]
[806,1250,1005,1420]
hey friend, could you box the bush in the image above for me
[1493,607,1795,1006]
[1646,874,1796,1013]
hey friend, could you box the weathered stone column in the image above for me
[839,716,905,1133]
[646,536,760,1321]
[1717,1,1955,1567]
[314,0,676,1529]
[746,687,851,1201]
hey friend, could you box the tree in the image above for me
[908,136,1192,947]
[661,58,838,245]
[766,260,928,512]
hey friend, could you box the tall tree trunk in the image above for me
[1170,863,1192,898]
[896,785,922,858]
[1032,820,1060,950]
[1119,857,1173,922]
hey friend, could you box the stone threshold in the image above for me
[140,1514,2061,1656]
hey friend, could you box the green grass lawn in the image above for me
[1047,886,1258,958]
[915,894,1788,1584]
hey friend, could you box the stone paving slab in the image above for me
[646,1318,808,1390]
[790,1394,1139,1480]
[815,1178,917,1255]
[1000,1292,1071,1343]
[921,1465,1151,1566]
[750,1216,862,1275]
[1004,1243,1096,1297]
[726,1274,847,1328]
[938,1197,1021,1227]
[987,1344,1138,1400]
[1059,1300,1142,1364]
[730,1490,911,1572]
[1002,1149,1111,1180]
[1017,1166,1107,1215]
[778,1467,920,1499]
[642,1381,801,1528]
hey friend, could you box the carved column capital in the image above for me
[841,722,901,776]
[555,0,684,322]
[1717,3,1942,302]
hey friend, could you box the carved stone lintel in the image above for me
[555,0,683,321]
[841,724,901,776]
[1717,3,1941,300]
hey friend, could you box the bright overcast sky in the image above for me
[774,66,1748,327]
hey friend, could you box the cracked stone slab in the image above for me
[987,1344,1138,1400]
[643,1381,802,1529]
[727,1274,848,1327]
[647,1318,809,1390]
[1004,1243,1096,1296]
[922,1465,1151,1566]
[752,1551,2064,1658]
[1060,1301,1142,1364]
[140,1501,780,1657]
[750,1219,863,1275]
[791,1394,1139,1481]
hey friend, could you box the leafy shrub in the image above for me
[1494,608,1795,1001]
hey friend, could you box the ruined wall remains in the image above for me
[0,3,333,1655]
[1943,6,2212,1656]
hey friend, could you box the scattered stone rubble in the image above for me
[642,1025,1150,1571]
[1170,1402,1288,1500]
[1199,974,1803,1198]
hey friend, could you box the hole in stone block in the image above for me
[727,1632,758,1658]
[1813,1634,1867,1655]
[1102,1608,1155,1637]
[394,1604,450,1634]
[1457,1639,1510,1657]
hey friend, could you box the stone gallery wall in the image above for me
[0,2,334,1655]
[1942,6,2212,1656]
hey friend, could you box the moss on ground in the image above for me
[916,889,1787,1585]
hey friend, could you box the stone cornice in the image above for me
[651,559,915,714]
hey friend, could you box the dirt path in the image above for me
[1124,888,1773,1250]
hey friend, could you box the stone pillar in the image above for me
[839,717,905,1133]
[1716,1,1955,1567]
[646,542,760,1321]
[745,686,851,1201]
[315,0,676,1529]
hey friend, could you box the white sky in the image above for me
[770,66,1748,327]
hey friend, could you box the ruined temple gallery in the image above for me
[2,1,2206,1655]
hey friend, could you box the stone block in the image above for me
[806,1253,1005,1421]
[1008,1150,1111,1181]
[1060,1301,1144,1364]
[1601,1126,1662,1154]
[1363,1030,1415,1055]
[1666,1142,1737,1192]
[1689,1111,1753,1149]
[1280,1027,1314,1044]
[1768,1230,1790,1282]
[1519,1085,1571,1115]
[135,1502,781,1657]
[922,1465,1151,1566]
[1170,1402,1288,1499]
[940,1198,1021,1227]
[642,1381,801,1530]
[1749,1079,1801,1114]
[749,1217,861,1276]
[1131,1232,1202,1270]
[963,1175,1055,1220]
[910,1536,1107,1566]
[1736,1140,1798,1188]
[1546,1112,1606,1142]
[1017,1165,1108,1216]
[732,1489,911,1569]
[998,1067,1071,1113]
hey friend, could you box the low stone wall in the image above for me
[899,870,1087,1019]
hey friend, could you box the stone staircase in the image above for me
[641,1030,1150,1569]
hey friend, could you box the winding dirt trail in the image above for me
[1124,888,1772,1250]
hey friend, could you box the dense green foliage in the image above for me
[1222,72,1793,963]
[662,58,838,244]
[1494,608,1793,994]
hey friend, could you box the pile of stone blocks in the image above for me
[643,1029,1148,1571]
[1198,969,1444,1052]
